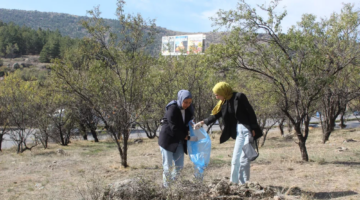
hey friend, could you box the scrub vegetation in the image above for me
[0,0,360,199]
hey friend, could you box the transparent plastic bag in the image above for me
[187,121,211,178]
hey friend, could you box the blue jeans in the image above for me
[160,143,184,187]
[230,124,250,184]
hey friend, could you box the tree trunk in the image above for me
[294,125,309,161]
[279,118,285,136]
[44,138,48,149]
[64,130,71,145]
[120,128,130,168]
[142,122,158,139]
[321,113,336,144]
[110,125,128,168]
[80,123,87,140]
[323,129,331,144]
[59,129,65,145]
[0,134,3,151]
[41,134,48,149]
[116,143,127,167]
[260,131,268,147]
[121,148,128,168]
[17,143,21,154]
[90,128,99,142]
[339,112,346,129]
[298,139,309,161]
[117,134,128,168]
[287,118,293,134]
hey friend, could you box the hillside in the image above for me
[0,8,225,55]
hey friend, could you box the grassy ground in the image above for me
[0,127,359,200]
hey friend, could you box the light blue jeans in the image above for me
[160,143,184,187]
[230,124,250,184]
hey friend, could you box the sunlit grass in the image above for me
[0,127,359,199]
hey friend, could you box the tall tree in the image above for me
[315,5,360,143]
[319,67,360,143]
[207,0,360,161]
[0,71,39,153]
[52,0,158,167]
[5,43,19,58]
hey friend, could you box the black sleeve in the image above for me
[240,93,259,130]
[203,109,222,125]
[165,105,187,140]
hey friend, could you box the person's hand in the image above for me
[189,136,198,141]
[252,130,255,137]
[193,121,203,130]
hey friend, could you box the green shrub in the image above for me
[13,63,21,70]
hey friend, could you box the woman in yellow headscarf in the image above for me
[194,82,262,185]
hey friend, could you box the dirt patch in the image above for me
[1,55,51,70]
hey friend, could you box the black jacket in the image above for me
[204,92,262,143]
[158,104,193,154]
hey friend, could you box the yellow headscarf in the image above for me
[211,82,234,115]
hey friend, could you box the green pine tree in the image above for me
[39,43,51,63]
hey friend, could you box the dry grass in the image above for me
[1,55,50,69]
[0,127,359,200]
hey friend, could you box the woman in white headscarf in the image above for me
[158,90,195,187]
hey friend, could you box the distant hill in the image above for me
[0,8,225,55]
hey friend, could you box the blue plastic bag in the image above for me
[187,121,211,179]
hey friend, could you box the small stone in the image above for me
[57,149,65,155]
[274,195,285,200]
[285,186,302,196]
[337,147,348,152]
[343,139,356,143]
[212,179,221,184]
[211,178,230,195]
[134,139,143,144]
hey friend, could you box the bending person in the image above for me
[194,82,262,184]
[158,90,195,187]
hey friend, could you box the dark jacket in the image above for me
[158,104,193,154]
[204,92,262,143]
